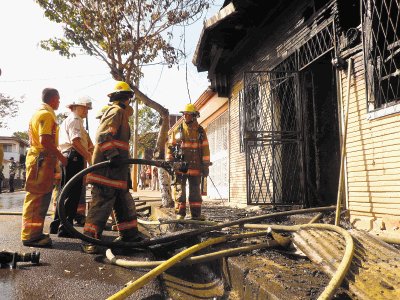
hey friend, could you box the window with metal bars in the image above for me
[362,0,400,109]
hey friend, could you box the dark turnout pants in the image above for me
[51,150,84,232]
[83,184,139,239]
[175,175,202,218]
[9,174,15,192]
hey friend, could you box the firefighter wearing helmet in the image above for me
[166,103,211,220]
[82,81,145,254]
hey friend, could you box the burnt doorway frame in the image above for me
[300,52,341,207]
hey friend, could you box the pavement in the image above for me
[2,188,399,299]
[0,189,163,300]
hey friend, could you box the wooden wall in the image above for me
[342,50,400,232]
[229,82,247,204]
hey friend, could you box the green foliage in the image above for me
[36,0,211,84]
[0,93,24,128]
[129,104,160,154]
[12,131,29,144]
[138,105,159,135]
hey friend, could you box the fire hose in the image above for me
[107,223,353,300]
[57,158,337,249]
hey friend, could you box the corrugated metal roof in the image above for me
[292,229,400,299]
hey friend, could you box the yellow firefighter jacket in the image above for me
[167,121,210,176]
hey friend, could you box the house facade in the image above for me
[0,136,29,188]
[169,89,229,200]
[193,0,400,233]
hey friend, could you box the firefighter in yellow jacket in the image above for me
[21,88,68,247]
[167,103,211,220]
[82,81,144,254]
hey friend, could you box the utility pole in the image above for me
[132,94,139,192]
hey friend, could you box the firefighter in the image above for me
[50,97,94,237]
[21,88,68,248]
[166,103,211,220]
[81,81,145,254]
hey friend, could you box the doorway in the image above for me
[301,53,340,207]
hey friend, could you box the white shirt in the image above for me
[59,113,89,153]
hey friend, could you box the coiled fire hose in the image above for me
[107,224,353,300]
[58,159,337,249]
[106,230,273,300]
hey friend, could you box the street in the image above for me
[0,191,163,300]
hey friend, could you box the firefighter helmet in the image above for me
[180,103,198,115]
[107,81,134,98]
[66,96,93,110]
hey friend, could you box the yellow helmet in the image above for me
[107,81,134,98]
[180,103,198,114]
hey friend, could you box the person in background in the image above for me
[151,166,159,191]
[139,165,146,190]
[166,103,211,220]
[8,157,17,192]
[0,165,4,194]
[82,81,145,254]
[50,97,93,237]
[21,88,68,248]
[146,165,151,189]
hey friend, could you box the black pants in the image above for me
[9,174,15,192]
[51,150,84,232]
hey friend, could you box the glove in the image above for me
[109,156,123,168]
[201,165,209,177]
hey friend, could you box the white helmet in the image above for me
[66,96,93,110]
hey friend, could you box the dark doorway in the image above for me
[301,53,340,207]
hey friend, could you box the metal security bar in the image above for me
[243,71,304,206]
[362,0,400,108]
[298,22,335,71]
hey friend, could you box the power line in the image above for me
[183,22,192,104]
[73,77,111,92]
[0,73,108,83]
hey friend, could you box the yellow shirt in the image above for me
[27,103,59,163]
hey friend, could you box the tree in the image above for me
[0,93,24,128]
[37,0,212,205]
[12,131,29,144]
[36,0,211,156]
[136,105,160,155]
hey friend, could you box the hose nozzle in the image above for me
[0,250,41,269]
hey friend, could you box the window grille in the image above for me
[362,0,400,109]
[243,71,303,205]
[298,23,335,70]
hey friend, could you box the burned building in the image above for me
[194,0,400,233]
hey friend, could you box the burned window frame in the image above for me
[362,0,400,111]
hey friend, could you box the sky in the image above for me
[0,1,222,138]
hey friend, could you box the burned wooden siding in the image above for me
[341,48,400,231]
[230,0,336,83]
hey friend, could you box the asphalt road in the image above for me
[0,191,163,300]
